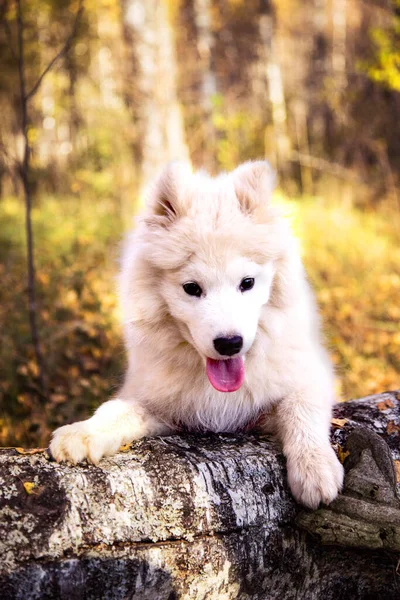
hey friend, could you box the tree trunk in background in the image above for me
[121,0,189,193]
[307,0,330,154]
[331,0,347,106]
[192,0,217,171]
[258,0,291,173]
[1,392,400,598]
[2,0,400,198]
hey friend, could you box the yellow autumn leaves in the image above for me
[0,192,399,446]
[277,194,400,400]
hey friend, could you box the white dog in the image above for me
[50,161,344,509]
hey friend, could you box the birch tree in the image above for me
[121,0,189,193]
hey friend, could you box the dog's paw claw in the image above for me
[50,422,122,465]
[287,445,344,509]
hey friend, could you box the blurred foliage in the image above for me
[211,94,265,172]
[2,0,400,201]
[365,0,400,92]
[0,0,134,203]
[0,0,399,447]
[1,193,399,446]
[0,195,125,447]
[278,195,400,401]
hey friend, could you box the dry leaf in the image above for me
[23,481,36,495]
[27,360,39,377]
[15,447,46,455]
[331,418,348,428]
[16,364,28,376]
[82,357,99,372]
[377,399,395,410]
[337,445,350,464]
[119,443,132,452]
[387,421,400,435]
[50,393,67,404]
[394,461,400,483]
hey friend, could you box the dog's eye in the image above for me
[240,277,255,292]
[183,282,203,297]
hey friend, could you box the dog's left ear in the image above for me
[145,162,192,228]
[232,161,276,214]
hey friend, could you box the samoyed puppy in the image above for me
[50,161,344,509]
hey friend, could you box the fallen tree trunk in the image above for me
[1,391,399,599]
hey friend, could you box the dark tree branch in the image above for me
[15,0,47,396]
[11,0,84,401]
[26,0,84,101]
[0,0,17,62]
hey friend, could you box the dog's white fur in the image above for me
[50,161,344,509]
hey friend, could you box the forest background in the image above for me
[0,0,399,447]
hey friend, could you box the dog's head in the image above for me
[130,161,295,392]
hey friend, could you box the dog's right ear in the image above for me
[232,160,276,216]
[144,162,192,228]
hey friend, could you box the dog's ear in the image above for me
[232,161,276,215]
[145,162,192,227]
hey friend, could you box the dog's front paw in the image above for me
[50,421,122,465]
[286,445,344,509]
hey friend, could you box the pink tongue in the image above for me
[206,357,245,392]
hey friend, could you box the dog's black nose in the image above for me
[213,335,243,357]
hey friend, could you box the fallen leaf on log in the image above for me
[337,445,350,464]
[22,482,36,495]
[377,399,395,410]
[15,447,46,455]
[119,443,132,452]
[394,461,400,483]
[387,421,400,434]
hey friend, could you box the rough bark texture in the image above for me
[1,391,399,599]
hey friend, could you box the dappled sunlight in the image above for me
[1,193,399,446]
[275,195,400,400]
[1,0,399,448]
[0,196,124,446]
